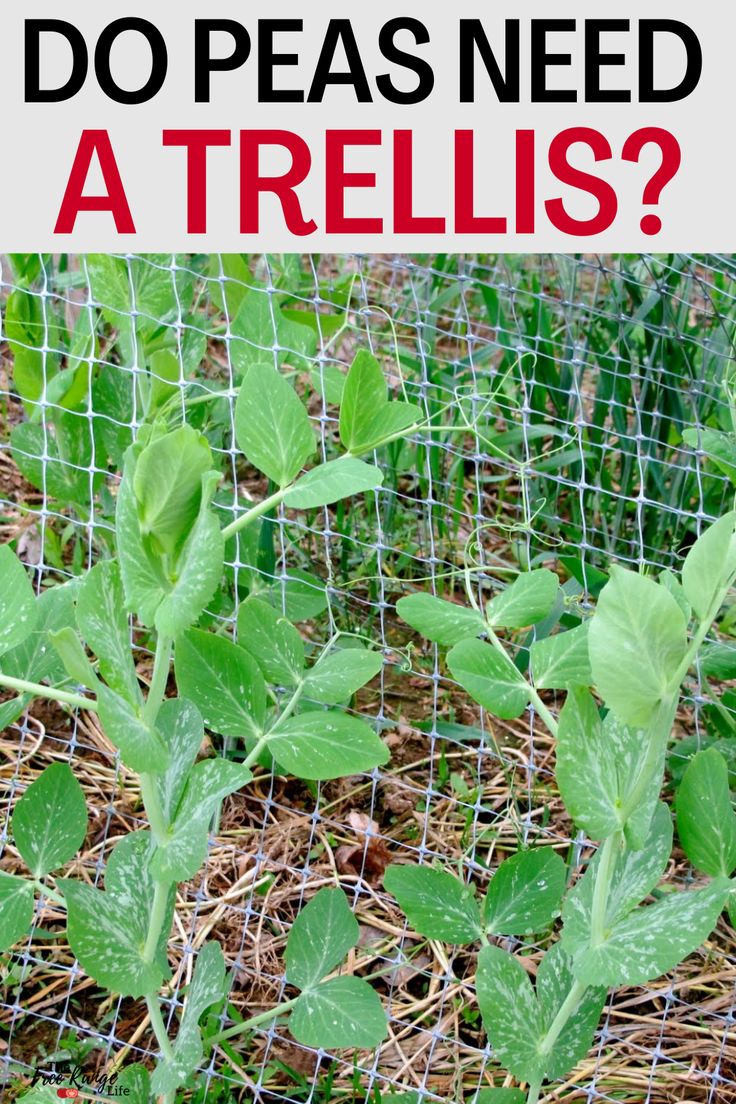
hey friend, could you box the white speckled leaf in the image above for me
[61,832,174,998]
[97,684,169,774]
[681,513,736,621]
[573,879,730,988]
[284,458,384,510]
[302,648,383,705]
[536,944,606,1081]
[12,762,87,877]
[175,629,266,742]
[289,976,387,1049]
[676,748,736,877]
[0,871,34,951]
[485,849,567,936]
[268,712,388,781]
[115,450,165,627]
[285,888,359,991]
[236,598,305,686]
[531,623,592,690]
[476,944,545,1083]
[396,593,485,647]
[154,699,205,825]
[384,864,482,944]
[77,560,141,706]
[447,639,530,720]
[151,941,228,1096]
[486,570,559,629]
[0,545,37,656]
[235,362,316,487]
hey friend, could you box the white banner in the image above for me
[0,1,731,250]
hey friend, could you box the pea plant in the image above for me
[387,514,736,1104]
[0,350,427,1100]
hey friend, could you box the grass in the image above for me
[0,251,735,1103]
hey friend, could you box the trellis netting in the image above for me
[0,252,735,1104]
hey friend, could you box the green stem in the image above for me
[221,487,290,542]
[590,833,619,947]
[267,678,307,736]
[526,1081,542,1104]
[243,735,268,771]
[209,995,301,1046]
[143,636,172,726]
[485,624,559,739]
[143,879,171,964]
[34,880,66,906]
[0,674,96,713]
[140,773,169,847]
[147,994,175,1061]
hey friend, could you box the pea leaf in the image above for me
[235,363,316,487]
[302,648,383,704]
[396,594,485,647]
[570,879,730,988]
[486,570,559,629]
[289,976,387,1049]
[236,598,304,686]
[681,512,736,621]
[447,639,530,719]
[175,629,267,742]
[700,642,736,680]
[116,450,166,626]
[485,849,566,936]
[383,864,482,944]
[151,941,229,1097]
[134,426,214,557]
[115,1065,151,1104]
[12,763,87,878]
[77,560,141,706]
[285,888,359,990]
[556,689,627,841]
[153,699,205,825]
[536,945,606,1081]
[683,427,736,483]
[531,623,592,690]
[48,627,99,690]
[61,832,174,998]
[229,289,317,376]
[339,351,422,455]
[588,567,687,726]
[284,458,384,510]
[267,712,389,781]
[0,872,35,951]
[262,569,329,621]
[97,684,169,774]
[151,758,252,882]
[474,1092,525,1104]
[0,546,37,656]
[476,944,545,1083]
[676,749,736,877]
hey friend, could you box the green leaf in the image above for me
[175,629,267,742]
[0,546,37,656]
[12,763,87,878]
[97,684,169,774]
[682,513,736,621]
[151,941,229,1096]
[285,887,359,990]
[486,570,559,629]
[115,1065,151,1104]
[155,473,225,638]
[485,849,566,936]
[230,289,317,376]
[267,712,389,781]
[700,642,736,680]
[676,749,736,877]
[289,976,387,1049]
[571,879,730,988]
[236,598,304,685]
[0,872,35,951]
[48,627,99,690]
[284,458,384,510]
[154,699,205,825]
[302,648,382,704]
[556,689,627,841]
[474,1092,525,1104]
[61,832,174,998]
[11,418,94,505]
[396,593,485,647]
[134,426,214,557]
[536,944,606,1081]
[77,560,141,706]
[588,567,687,726]
[476,944,544,1083]
[339,351,422,454]
[447,639,530,719]
[383,864,482,944]
[531,623,592,690]
[152,758,252,882]
[116,450,166,627]
[562,804,674,959]
[235,363,316,487]
[262,569,329,621]
[683,427,736,483]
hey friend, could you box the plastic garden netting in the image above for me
[0,252,735,1104]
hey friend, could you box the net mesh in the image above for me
[1,252,735,1104]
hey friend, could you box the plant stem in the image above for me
[0,674,96,713]
[143,879,171,963]
[243,735,268,771]
[267,678,307,736]
[526,1081,542,1104]
[209,995,302,1046]
[484,624,559,740]
[34,880,66,906]
[140,773,169,847]
[144,635,172,726]
[146,994,175,1061]
[221,487,290,542]
[590,833,619,947]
